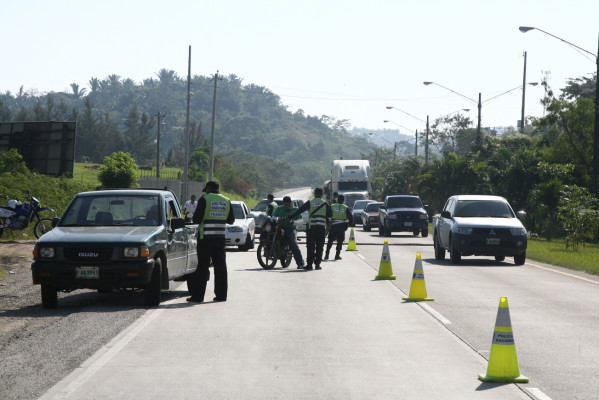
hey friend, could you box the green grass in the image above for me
[526,237,599,276]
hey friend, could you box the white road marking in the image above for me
[526,387,553,400]
[419,303,452,325]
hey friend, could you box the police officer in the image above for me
[324,194,353,261]
[188,180,235,303]
[266,194,277,217]
[288,187,331,270]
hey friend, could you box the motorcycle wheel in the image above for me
[257,243,277,269]
[280,245,293,268]
[34,218,54,239]
[0,218,4,239]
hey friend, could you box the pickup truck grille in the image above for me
[472,228,510,236]
[64,247,113,262]
[392,212,421,221]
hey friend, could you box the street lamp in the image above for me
[520,26,599,196]
[384,120,418,157]
[424,81,482,144]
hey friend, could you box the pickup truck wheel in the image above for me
[384,223,391,237]
[434,233,445,261]
[413,230,419,237]
[41,284,58,309]
[363,222,371,232]
[514,252,526,266]
[494,255,505,262]
[239,233,253,251]
[421,228,429,238]
[449,238,461,264]
[144,258,162,306]
[378,222,384,236]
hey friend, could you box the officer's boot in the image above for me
[324,246,330,260]
[334,249,342,260]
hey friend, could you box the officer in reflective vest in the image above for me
[266,193,277,217]
[325,194,353,261]
[188,180,235,303]
[288,187,331,270]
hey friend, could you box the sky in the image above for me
[2,0,598,135]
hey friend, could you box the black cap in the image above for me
[314,187,323,196]
[337,194,345,203]
[202,180,220,192]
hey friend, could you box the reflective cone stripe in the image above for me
[375,239,396,280]
[402,253,433,301]
[478,297,529,383]
[346,228,357,251]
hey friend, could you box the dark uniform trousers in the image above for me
[326,223,348,255]
[306,225,326,267]
[191,238,228,301]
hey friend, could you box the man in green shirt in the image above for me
[266,194,277,217]
[273,196,305,269]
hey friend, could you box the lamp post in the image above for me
[424,81,482,144]
[155,112,165,178]
[520,26,599,196]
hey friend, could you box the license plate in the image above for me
[486,238,500,245]
[76,266,99,279]
[404,222,412,227]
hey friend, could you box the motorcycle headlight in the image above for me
[265,224,272,232]
[457,227,473,235]
[510,227,527,236]
[228,226,243,233]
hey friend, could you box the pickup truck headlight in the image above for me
[389,214,398,220]
[34,247,55,258]
[227,226,244,233]
[457,227,473,235]
[419,213,428,220]
[124,246,150,258]
[510,227,527,236]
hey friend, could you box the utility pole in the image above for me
[520,51,528,133]
[425,115,430,165]
[155,112,165,178]
[209,70,222,181]
[414,129,418,157]
[182,46,191,204]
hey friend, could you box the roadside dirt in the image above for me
[0,240,59,352]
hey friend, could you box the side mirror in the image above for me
[516,210,527,221]
[441,210,451,219]
[170,218,185,230]
[51,217,60,228]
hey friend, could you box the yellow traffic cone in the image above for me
[375,239,396,280]
[346,228,357,251]
[402,252,433,301]
[478,297,529,383]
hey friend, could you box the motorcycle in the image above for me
[255,215,292,269]
[0,192,56,239]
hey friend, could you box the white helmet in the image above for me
[7,200,22,209]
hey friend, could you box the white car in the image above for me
[226,201,256,251]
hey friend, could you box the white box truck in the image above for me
[324,160,372,209]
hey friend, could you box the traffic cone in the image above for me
[402,252,433,301]
[375,239,396,280]
[478,297,529,383]
[346,228,357,251]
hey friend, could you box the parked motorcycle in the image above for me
[255,214,292,269]
[0,192,55,239]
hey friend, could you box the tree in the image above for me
[97,152,139,188]
[0,148,29,174]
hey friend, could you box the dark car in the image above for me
[351,199,375,225]
[362,202,383,231]
[378,195,428,237]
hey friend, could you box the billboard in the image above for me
[0,121,76,177]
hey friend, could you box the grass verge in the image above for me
[526,237,599,276]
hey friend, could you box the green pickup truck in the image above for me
[31,189,199,308]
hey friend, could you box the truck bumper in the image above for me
[31,259,155,290]
[387,220,428,232]
[452,234,527,256]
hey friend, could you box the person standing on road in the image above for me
[288,187,331,270]
[183,194,197,221]
[266,194,277,217]
[324,194,353,261]
[188,181,235,303]
[273,196,305,269]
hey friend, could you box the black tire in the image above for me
[280,245,292,268]
[0,218,4,238]
[449,237,461,264]
[239,233,253,252]
[144,258,162,306]
[34,218,54,239]
[257,243,277,269]
[514,252,526,266]
[41,284,57,309]
[378,222,384,236]
[364,223,371,232]
[495,255,505,262]
[421,228,428,238]
[434,232,445,261]
[384,223,391,237]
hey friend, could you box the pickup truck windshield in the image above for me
[454,200,514,218]
[387,197,423,208]
[61,195,162,226]
[338,182,368,191]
